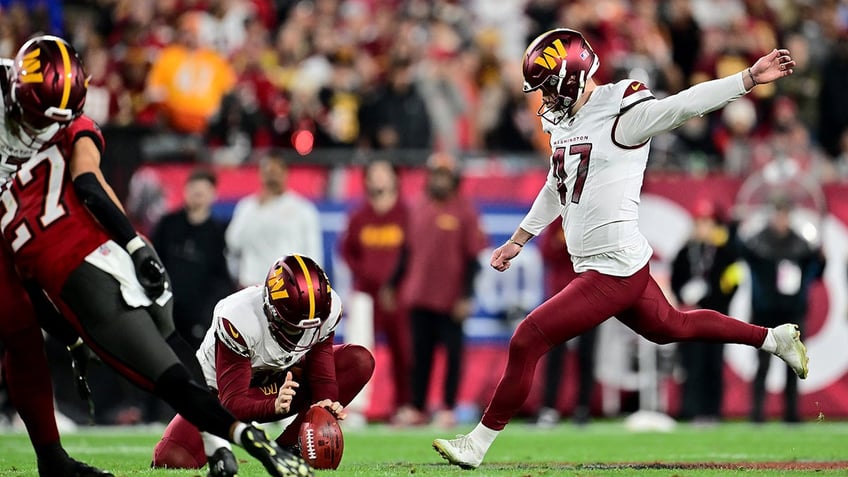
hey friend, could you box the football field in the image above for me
[1,420,846,476]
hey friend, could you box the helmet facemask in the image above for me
[9,87,66,147]
[264,286,322,352]
[533,64,591,125]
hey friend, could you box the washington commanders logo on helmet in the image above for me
[522,29,600,124]
[264,255,332,351]
[9,35,89,138]
[533,38,568,70]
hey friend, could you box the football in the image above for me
[298,406,344,469]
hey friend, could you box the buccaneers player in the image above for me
[0,244,110,476]
[153,255,375,469]
[434,28,809,469]
[0,36,311,477]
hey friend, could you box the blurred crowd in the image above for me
[2,0,848,178]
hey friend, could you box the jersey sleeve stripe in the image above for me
[73,131,104,153]
[611,115,650,150]
[620,91,655,112]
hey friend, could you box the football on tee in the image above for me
[298,406,344,469]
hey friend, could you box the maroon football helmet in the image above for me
[522,28,599,124]
[7,35,88,141]
[264,255,332,351]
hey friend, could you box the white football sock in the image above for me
[760,329,777,353]
[232,422,250,446]
[467,422,500,452]
[201,431,231,457]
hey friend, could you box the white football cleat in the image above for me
[772,324,809,379]
[433,434,485,469]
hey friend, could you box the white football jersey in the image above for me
[196,285,343,389]
[524,79,656,276]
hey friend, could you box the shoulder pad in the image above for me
[62,115,104,153]
[620,80,655,113]
[215,316,250,358]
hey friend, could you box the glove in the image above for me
[130,244,166,298]
[68,341,92,397]
[68,339,97,419]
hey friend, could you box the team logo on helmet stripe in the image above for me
[266,266,290,300]
[19,48,43,84]
[533,38,568,70]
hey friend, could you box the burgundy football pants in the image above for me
[481,264,767,430]
[152,344,374,469]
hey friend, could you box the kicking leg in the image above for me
[434,267,651,469]
[616,274,807,377]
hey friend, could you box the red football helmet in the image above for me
[522,28,599,124]
[7,35,89,141]
[264,255,332,351]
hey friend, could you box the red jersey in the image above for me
[0,116,110,296]
[339,200,408,295]
[401,194,488,313]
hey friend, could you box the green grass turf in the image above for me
[1,420,846,476]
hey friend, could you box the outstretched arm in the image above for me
[616,49,796,147]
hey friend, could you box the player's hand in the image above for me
[379,286,397,312]
[490,241,522,272]
[68,339,94,400]
[274,371,299,414]
[312,399,347,420]
[130,245,166,298]
[750,48,796,84]
[451,298,473,323]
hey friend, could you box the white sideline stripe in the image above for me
[64,445,154,454]
[0,442,153,454]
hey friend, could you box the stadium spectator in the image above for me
[151,168,234,349]
[226,152,323,287]
[145,12,237,134]
[534,217,597,428]
[660,0,702,84]
[80,44,118,126]
[391,153,488,428]
[433,28,810,470]
[775,33,821,133]
[339,160,413,423]
[206,16,279,157]
[152,255,374,469]
[713,97,769,176]
[475,53,538,153]
[670,201,740,423]
[740,196,825,423]
[417,22,472,153]
[358,54,433,152]
[817,33,848,159]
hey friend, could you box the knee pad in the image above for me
[151,437,205,469]
[339,345,376,381]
